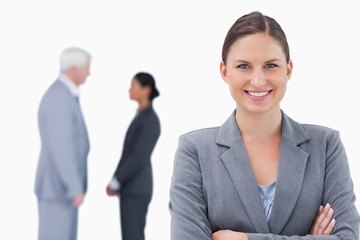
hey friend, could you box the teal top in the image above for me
[258,182,276,222]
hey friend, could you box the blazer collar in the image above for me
[133,104,154,120]
[216,110,310,234]
[216,110,241,147]
[279,110,310,146]
[137,104,153,114]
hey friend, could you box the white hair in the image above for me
[59,47,91,74]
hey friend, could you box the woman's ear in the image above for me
[286,59,293,81]
[144,85,152,99]
[220,61,229,83]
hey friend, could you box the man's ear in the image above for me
[220,61,229,83]
[69,66,79,74]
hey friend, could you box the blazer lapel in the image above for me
[217,112,270,233]
[268,112,310,234]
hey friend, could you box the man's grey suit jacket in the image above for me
[170,111,359,239]
[35,80,90,200]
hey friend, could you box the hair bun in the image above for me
[134,72,159,101]
[151,88,160,100]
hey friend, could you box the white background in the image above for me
[0,0,359,239]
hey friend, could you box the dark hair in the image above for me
[134,72,159,101]
[222,11,290,64]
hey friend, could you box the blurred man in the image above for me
[34,47,91,240]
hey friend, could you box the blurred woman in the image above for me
[107,72,160,240]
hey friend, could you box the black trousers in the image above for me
[119,196,152,240]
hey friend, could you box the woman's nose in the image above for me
[250,68,266,87]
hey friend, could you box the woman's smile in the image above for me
[246,90,272,97]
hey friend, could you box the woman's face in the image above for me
[220,33,293,116]
[129,77,150,101]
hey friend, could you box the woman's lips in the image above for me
[245,90,272,101]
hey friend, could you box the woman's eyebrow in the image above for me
[232,58,281,64]
[232,59,251,64]
[265,58,281,63]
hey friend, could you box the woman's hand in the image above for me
[212,230,248,240]
[106,185,117,196]
[310,203,336,235]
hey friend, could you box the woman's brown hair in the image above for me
[222,11,290,64]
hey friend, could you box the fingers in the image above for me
[317,204,335,234]
[311,203,336,235]
[106,185,117,196]
[72,194,85,207]
[323,219,336,235]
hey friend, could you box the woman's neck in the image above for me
[235,106,282,140]
[137,99,150,111]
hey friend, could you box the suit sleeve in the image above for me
[114,116,160,183]
[42,97,83,199]
[169,134,213,239]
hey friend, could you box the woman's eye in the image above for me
[238,64,250,69]
[265,64,277,68]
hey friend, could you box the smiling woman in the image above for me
[169,11,360,240]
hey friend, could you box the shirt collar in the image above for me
[58,73,80,97]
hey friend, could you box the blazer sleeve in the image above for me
[169,134,213,239]
[42,97,83,199]
[320,131,359,238]
[114,115,160,183]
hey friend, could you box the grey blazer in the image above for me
[34,80,90,200]
[169,111,359,239]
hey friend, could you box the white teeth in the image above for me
[248,91,270,97]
